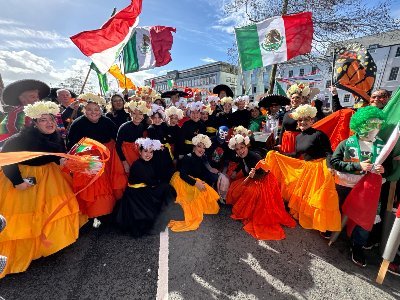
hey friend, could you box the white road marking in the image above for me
[156,228,169,300]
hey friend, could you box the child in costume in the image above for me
[165,106,184,162]
[232,96,251,128]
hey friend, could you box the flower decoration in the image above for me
[24,101,60,119]
[234,95,250,105]
[233,125,250,137]
[165,106,184,120]
[135,86,158,100]
[192,134,212,148]
[291,104,317,120]
[126,100,152,116]
[228,134,251,150]
[286,82,311,97]
[206,95,220,103]
[188,101,203,111]
[135,138,162,151]
[247,101,259,110]
[220,96,233,105]
[77,93,106,106]
[201,104,212,115]
[151,103,166,119]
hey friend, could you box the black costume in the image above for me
[166,124,181,158]
[206,136,234,171]
[116,121,147,162]
[177,119,206,156]
[106,110,131,129]
[179,153,218,186]
[215,111,234,128]
[231,109,251,128]
[61,106,84,128]
[278,109,300,145]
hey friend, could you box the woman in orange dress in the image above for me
[226,134,296,240]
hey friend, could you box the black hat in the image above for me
[161,88,189,98]
[2,79,50,106]
[213,84,233,98]
[258,94,290,108]
[49,88,78,102]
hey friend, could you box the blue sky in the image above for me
[0,0,399,90]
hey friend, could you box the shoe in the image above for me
[320,231,332,240]
[388,263,400,276]
[0,255,7,274]
[362,242,379,250]
[0,215,6,233]
[351,245,367,267]
[93,218,101,228]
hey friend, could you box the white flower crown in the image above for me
[165,106,184,119]
[23,101,60,119]
[126,100,152,116]
[188,101,203,112]
[228,134,250,150]
[151,104,166,119]
[206,95,220,103]
[233,125,250,136]
[287,83,311,97]
[135,138,162,151]
[136,86,158,99]
[220,96,233,105]
[78,93,106,106]
[291,104,317,120]
[192,134,212,148]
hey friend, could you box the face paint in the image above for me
[217,126,229,142]
[358,118,383,137]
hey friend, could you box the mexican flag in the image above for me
[235,12,313,71]
[70,0,142,74]
[123,26,176,73]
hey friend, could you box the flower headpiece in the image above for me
[234,95,249,105]
[188,101,203,112]
[291,104,317,120]
[233,125,250,137]
[192,134,212,148]
[23,101,60,119]
[176,98,187,109]
[206,95,220,104]
[228,134,251,150]
[151,103,166,119]
[165,106,184,119]
[220,96,233,105]
[350,106,385,135]
[247,101,259,110]
[287,82,311,97]
[135,138,162,151]
[136,86,158,100]
[126,100,152,116]
[201,104,212,115]
[78,93,106,106]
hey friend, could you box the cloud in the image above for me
[201,57,217,63]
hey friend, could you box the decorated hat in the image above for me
[228,134,250,150]
[201,104,213,115]
[258,94,290,108]
[3,79,50,106]
[233,125,251,137]
[291,104,317,120]
[126,100,152,115]
[220,96,233,105]
[350,106,385,135]
[187,101,203,111]
[192,134,212,148]
[151,103,166,119]
[23,100,60,119]
[206,95,220,103]
[165,106,184,119]
[234,95,250,105]
[287,82,320,99]
[135,138,162,151]
[213,84,233,98]
[77,93,106,106]
[136,86,158,100]
[161,88,189,98]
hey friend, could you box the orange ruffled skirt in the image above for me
[73,140,127,218]
[227,173,296,240]
[0,163,81,278]
[265,151,341,232]
[280,131,300,153]
[121,141,140,166]
[168,172,219,232]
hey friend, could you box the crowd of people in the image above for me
[0,78,398,280]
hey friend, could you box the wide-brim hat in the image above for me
[49,88,78,102]
[213,84,233,98]
[2,79,50,106]
[258,94,290,108]
[161,88,189,98]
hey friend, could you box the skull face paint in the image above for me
[217,126,229,142]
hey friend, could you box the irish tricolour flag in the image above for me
[71,0,142,74]
[235,12,313,71]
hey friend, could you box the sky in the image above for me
[0,0,399,92]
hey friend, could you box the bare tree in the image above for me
[225,0,400,63]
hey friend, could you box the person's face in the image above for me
[140,148,153,161]
[171,94,179,104]
[111,96,124,110]
[19,89,40,106]
[35,114,56,134]
[151,113,163,126]
[200,111,209,122]
[168,114,179,126]
[190,110,201,122]
[251,108,260,118]
[234,143,249,158]
[154,99,163,106]
[130,109,144,125]
[210,101,217,111]
[269,104,280,114]
[237,101,246,110]
[223,103,232,113]
[297,117,313,131]
[57,90,71,106]
[370,91,389,109]
[194,92,202,102]
[84,102,102,123]
[290,94,301,108]
[219,91,227,98]
[193,143,206,157]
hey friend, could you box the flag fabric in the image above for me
[275,80,286,96]
[90,63,109,94]
[123,26,176,73]
[70,0,143,74]
[333,43,377,101]
[235,12,313,71]
[109,65,136,90]
[167,79,174,89]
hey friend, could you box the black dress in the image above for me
[114,158,177,237]
[177,119,206,156]
[106,109,131,129]
[231,109,251,128]
[116,121,147,162]
[166,124,181,158]
[278,109,299,145]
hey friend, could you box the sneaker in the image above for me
[93,218,101,228]
[362,242,379,250]
[0,215,6,233]
[320,231,332,240]
[0,255,7,274]
[351,246,367,267]
[388,263,400,276]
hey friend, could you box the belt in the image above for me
[128,183,147,188]
[184,139,193,145]
[206,127,217,133]
[163,143,174,160]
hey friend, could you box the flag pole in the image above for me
[267,0,288,95]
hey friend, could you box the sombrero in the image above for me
[258,94,290,108]
[213,84,233,98]
[3,79,50,106]
[161,88,189,98]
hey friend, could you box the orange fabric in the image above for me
[313,108,354,151]
[122,141,140,166]
[104,140,127,199]
[280,131,300,153]
[265,151,341,232]
[108,65,136,90]
[228,173,296,240]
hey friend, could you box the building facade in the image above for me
[144,61,238,97]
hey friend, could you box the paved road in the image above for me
[1,206,399,299]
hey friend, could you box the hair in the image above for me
[153,98,166,108]
[56,89,71,96]
[373,89,390,97]
[152,111,164,120]
[107,94,125,113]
[350,106,385,133]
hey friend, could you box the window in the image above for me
[312,66,318,74]
[343,94,351,103]
[396,47,400,57]
[328,66,332,73]
[325,80,331,88]
[288,70,293,77]
[253,86,257,93]
[324,95,330,108]
[299,68,304,76]
[388,67,399,81]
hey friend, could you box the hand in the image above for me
[230,171,237,180]
[69,100,80,110]
[122,161,130,174]
[372,164,385,174]
[359,159,373,172]
[195,180,206,191]
[15,182,32,190]
[329,86,338,96]
[249,168,256,178]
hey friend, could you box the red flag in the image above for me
[184,87,193,99]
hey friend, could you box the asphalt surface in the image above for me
[1,206,399,300]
